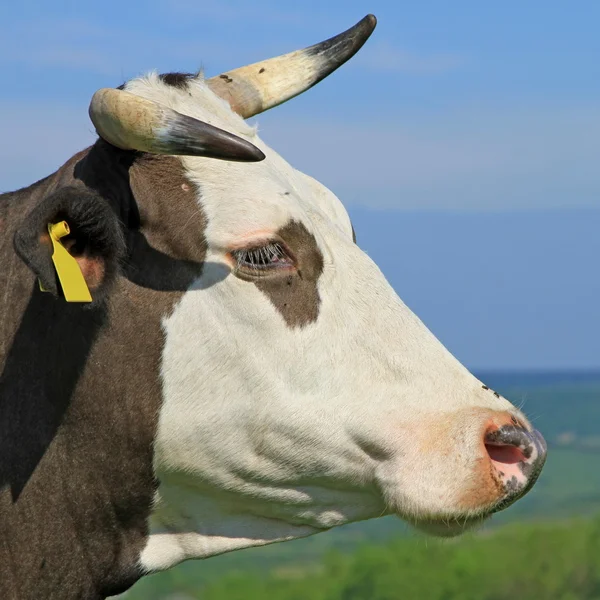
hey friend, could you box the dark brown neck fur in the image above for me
[0,143,206,599]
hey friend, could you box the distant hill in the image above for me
[143,516,600,600]
[478,370,600,442]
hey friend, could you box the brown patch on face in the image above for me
[129,154,207,265]
[159,71,194,90]
[0,144,207,597]
[124,154,208,293]
[253,221,324,328]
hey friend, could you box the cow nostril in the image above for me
[484,424,533,466]
[485,442,525,465]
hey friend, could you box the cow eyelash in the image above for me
[231,242,294,273]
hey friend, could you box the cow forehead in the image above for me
[124,73,353,245]
[125,72,256,139]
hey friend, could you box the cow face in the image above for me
[110,71,546,571]
[9,16,545,577]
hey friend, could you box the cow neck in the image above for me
[0,146,206,599]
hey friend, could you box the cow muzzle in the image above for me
[484,422,547,512]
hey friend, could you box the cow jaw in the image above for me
[140,479,384,572]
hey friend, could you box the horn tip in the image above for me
[355,14,377,38]
[363,14,377,29]
[245,145,266,162]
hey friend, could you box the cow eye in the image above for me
[231,242,294,275]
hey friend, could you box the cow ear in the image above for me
[13,186,125,302]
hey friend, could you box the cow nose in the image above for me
[484,423,547,509]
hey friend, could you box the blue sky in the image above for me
[1,1,599,369]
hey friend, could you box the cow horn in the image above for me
[206,14,377,118]
[89,88,265,162]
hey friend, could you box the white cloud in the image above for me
[3,98,598,213]
[256,106,600,210]
[354,42,464,74]
[2,11,454,82]
[0,102,96,194]
[0,14,295,78]
[162,0,309,25]
[0,18,123,75]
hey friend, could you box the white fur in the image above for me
[126,74,530,573]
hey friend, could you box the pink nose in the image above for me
[484,423,547,508]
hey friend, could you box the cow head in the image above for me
[12,15,547,576]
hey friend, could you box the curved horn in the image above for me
[89,88,265,162]
[207,14,377,118]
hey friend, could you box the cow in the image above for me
[0,15,546,600]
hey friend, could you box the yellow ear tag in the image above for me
[39,221,92,303]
